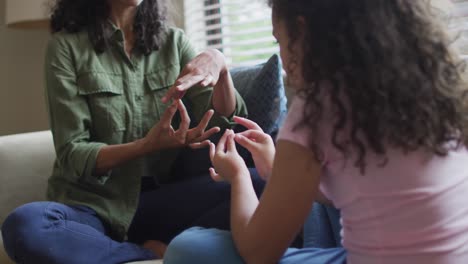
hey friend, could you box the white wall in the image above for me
[0,0,185,136]
[0,0,50,136]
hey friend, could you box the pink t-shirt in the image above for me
[277,96,468,263]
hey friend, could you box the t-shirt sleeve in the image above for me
[277,96,310,148]
[277,95,338,166]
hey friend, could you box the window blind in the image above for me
[183,0,279,67]
[450,0,468,55]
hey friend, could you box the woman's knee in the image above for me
[1,202,56,260]
[165,227,244,264]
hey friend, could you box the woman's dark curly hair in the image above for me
[49,0,167,55]
[269,0,468,172]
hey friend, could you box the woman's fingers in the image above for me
[189,140,211,149]
[160,101,179,126]
[233,116,263,131]
[196,126,220,141]
[161,74,205,103]
[176,100,191,132]
[196,110,215,133]
[201,75,214,87]
[174,74,206,91]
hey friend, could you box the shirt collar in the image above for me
[107,20,125,43]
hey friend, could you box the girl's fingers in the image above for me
[236,130,268,142]
[234,134,258,153]
[209,142,216,162]
[216,129,230,154]
[226,133,237,152]
[209,167,223,182]
[233,116,263,131]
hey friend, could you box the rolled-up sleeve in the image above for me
[177,31,248,129]
[45,35,108,184]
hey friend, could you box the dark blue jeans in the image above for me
[1,171,266,264]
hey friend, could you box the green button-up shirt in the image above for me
[44,26,247,240]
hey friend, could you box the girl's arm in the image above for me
[210,131,321,264]
[232,140,321,263]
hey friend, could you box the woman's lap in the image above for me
[127,169,265,244]
[1,201,155,264]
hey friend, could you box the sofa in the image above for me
[0,55,288,264]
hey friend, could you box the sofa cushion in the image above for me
[0,131,55,225]
[231,54,288,137]
[0,232,14,264]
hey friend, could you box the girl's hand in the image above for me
[161,49,227,103]
[143,100,219,152]
[233,116,275,181]
[209,129,250,183]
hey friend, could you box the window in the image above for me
[183,0,278,67]
[450,0,468,55]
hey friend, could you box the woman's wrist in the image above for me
[206,49,228,75]
[134,137,154,156]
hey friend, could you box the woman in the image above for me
[1,0,264,263]
[165,0,468,263]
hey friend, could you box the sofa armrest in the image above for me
[0,131,55,224]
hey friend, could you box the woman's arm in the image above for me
[162,31,247,125]
[95,100,219,174]
[211,51,237,117]
[162,49,237,117]
[46,35,109,184]
[46,35,218,179]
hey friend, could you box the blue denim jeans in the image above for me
[165,204,346,264]
[1,172,266,264]
[1,202,156,264]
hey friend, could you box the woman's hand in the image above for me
[209,129,250,183]
[186,108,221,149]
[142,100,220,153]
[162,49,227,103]
[233,116,276,181]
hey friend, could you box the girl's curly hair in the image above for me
[49,0,167,55]
[269,0,468,172]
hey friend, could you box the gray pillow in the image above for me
[231,54,288,137]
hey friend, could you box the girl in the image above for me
[164,0,468,263]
